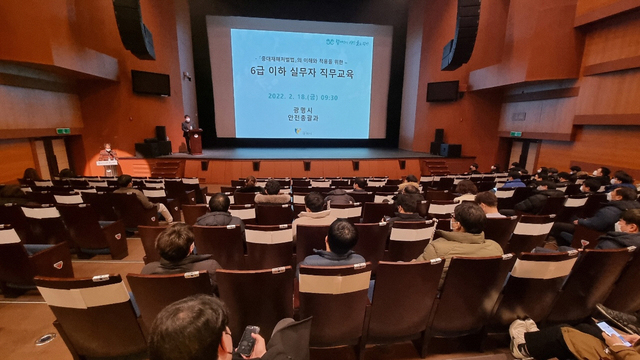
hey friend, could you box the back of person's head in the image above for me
[535,173,549,181]
[264,179,281,195]
[600,167,611,177]
[327,219,358,255]
[395,193,422,213]
[583,178,600,192]
[520,169,529,175]
[403,185,420,194]
[59,168,75,178]
[511,162,520,168]
[615,187,637,201]
[621,209,640,229]
[538,180,556,190]
[508,170,521,180]
[117,174,132,187]
[155,223,195,262]
[557,172,570,181]
[538,166,548,174]
[0,184,26,199]
[354,177,367,189]
[405,174,418,183]
[209,193,230,212]
[492,164,501,172]
[149,294,228,360]
[475,191,498,208]
[455,180,478,195]
[614,170,634,184]
[548,167,559,175]
[245,175,256,187]
[470,163,479,170]
[304,192,324,212]
[570,166,582,173]
[23,167,41,180]
[453,202,486,234]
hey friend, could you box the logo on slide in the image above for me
[295,128,301,134]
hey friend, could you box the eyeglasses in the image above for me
[223,328,232,337]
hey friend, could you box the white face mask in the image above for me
[593,170,598,176]
[537,186,546,191]
[580,186,586,193]
[611,178,618,185]
[615,222,622,232]
[607,192,613,201]
[537,169,542,173]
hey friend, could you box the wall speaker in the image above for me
[353,161,360,171]
[303,161,311,172]
[430,142,442,155]
[135,142,159,158]
[441,0,481,71]
[155,126,166,141]
[112,0,156,60]
[252,161,260,172]
[440,143,462,158]
[157,140,172,156]
[399,160,406,170]
[435,128,444,143]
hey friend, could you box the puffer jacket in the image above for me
[514,189,565,214]
[579,200,640,232]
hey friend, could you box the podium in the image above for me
[188,129,203,155]
[97,159,118,177]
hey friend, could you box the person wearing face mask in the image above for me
[490,164,501,174]
[413,202,503,288]
[465,163,481,175]
[514,181,565,215]
[580,179,601,194]
[592,167,611,186]
[594,209,640,249]
[98,143,119,176]
[606,170,637,193]
[182,115,194,154]
[550,187,640,246]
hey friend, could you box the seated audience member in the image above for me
[509,162,522,172]
[490,164,501,173]
[0,184,29,205]
[514,181,565,215]
[548,167,559,181]
[351,177,368,193]
[196,193,245,238]
[607,170,636,192]
[536,167,549,175]
[557,172,572,183]
[386,193,426,227]
[527,172,549,189]
[402,184,421,194]
[148,294,308,360]
[58,168,76,179]
[593,166,612,186]
[141,223,221,293]
[509,317,640,360]
[235,175,263,193]
[595,209,640,249]
[292,192,337,241]
[254,179,290,204]
[475,191,505,218]
[398,174,420,193]
[414,202,503,287]
[465,163,481,175]
[114,174,173,223]
[298,218,365,272]
[581,178,601,194]
[550,187,640,245]
[569,165,582,176]
[454,180,478,202]
[324,188,355,205]
[575,171,591,181]
[22,167,41,181]
[501,171,527,188]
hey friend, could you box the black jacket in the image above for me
[595,231,640,249]
[579,200,640,232]
[514,189,565,215]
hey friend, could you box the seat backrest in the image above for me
[182,204,209,225]
[229,204,256,224]
[34,275,147,358]
[604,250,640,313]
[570,224,605,249]
[126,271,214,333]
[538,196,567,215]
[374,192,396,203]
[427,200,458,215]
[484,216,520,251]
[298,263,371,347]
[430,255,516,334]
[582,193,607,218]
[388,220,437,262]
[367,260,444,340]
[255,203,293,225]
[296,225,331,264]
[0,203,31,242]
[492,251,579,326]
[328,203,362,220]
[362,202,396,223]
[217,267,294,345]
[80,191,118,221]
[349,191,375,204]
[245,224,293,269]
[56,204,108,249]
[53,194,84,204]
[22,206,71,245]
[506,215,555,255]
[0,226,35,284]
[193,225,245,269]
[555,195,589,223]
[352,222,389,273]
[138,225,167,264]
[111,192,158,228]
[545,247,635,324]
[234,192,259,205]
[425,190,455,201]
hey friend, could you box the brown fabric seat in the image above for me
[245,224,294,269]
[182,204,208,225]
[298,263,371,354]
[21,205,72,245]
[255,203,294,225]
[229,204,256,225]
[34,274,147,359]
[484,215,520,251]
[365,260,444,357]
[362,202,396,223]
[126,271,215,333]
[506,214,555,255]
[387,220,437,262]
[423,255,516,354]
[80,191,119,221]
[537,196,567,216]
[163,179,198,206]
[0,225,73,295]
[0,203,31,243]
[604,249,640,313]
[544,248,634,324]
[296,225,331,265]
[490,251,579,328]
[352,222,389,273]
[234,192,259,205]
[555,195,589,223]
[56,204,128,259]
[582,193,607,218]
[424,190,455,201]
[328,203,362,224]
[193,225,245,269]
[111,192,159,229]
[217,267,294,345]
[350,191,375,204]
[138,225,167,264]
[142,188,181,221]
[570,224,605,249]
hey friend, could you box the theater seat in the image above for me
[181,204,208,225]
[484,215,520,251]
[255,203,293,225]
[352,222,389,273]
[387,220,437,262]
[111,192,159,229]
[245,224,294,269]
[193,225,245,269]
[138,225,167,264]
[506,215,555,255]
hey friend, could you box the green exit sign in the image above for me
[56,128,71,134]
[510,131,522,137]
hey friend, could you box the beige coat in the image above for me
[562,327,640,360]
[292,210,337,241]
[415,230,503,287]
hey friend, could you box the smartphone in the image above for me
[597,321,632,347]
[236,325,260,357]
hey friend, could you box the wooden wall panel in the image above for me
[582,11,640,68]
[0,139,37,184]
[575,68,640,115]
[575,0,640,26]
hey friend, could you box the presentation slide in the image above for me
[207,16,393,140]
[231,29,373,139]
